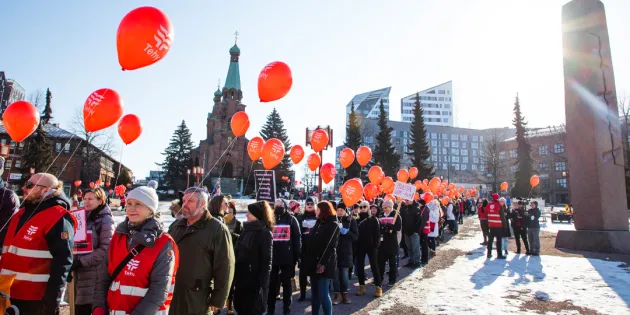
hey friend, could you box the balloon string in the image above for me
[113,142,125,188]
[196,136,237,188]
[243,160,256,197]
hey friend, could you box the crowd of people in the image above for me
[0,171,547,315]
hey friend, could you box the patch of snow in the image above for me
[369,221,630,315]
[539,219,576,234]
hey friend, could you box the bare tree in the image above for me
[27,89,45,110]
[482,129,508,193]
[69,109,117,183]
[617,94,630,206]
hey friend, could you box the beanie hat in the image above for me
[248,201,267,221]
[127,186,159,214]
[289,200,300,212]
[147,180,158,189]
[492,193,500,201]
[305,197,315,204]
[278,198,289,209]
[337,201,347,210]
[382,200,394,208]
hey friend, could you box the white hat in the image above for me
[127,186,159,214]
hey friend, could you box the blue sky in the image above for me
[1,0,629,182]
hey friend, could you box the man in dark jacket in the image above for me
[2,173,75,315]
[0,181,19,247]
[333,202,358,305]
[527,201,541,256]
[356,202,382,297]
[509,200,530,254]
[296,197,317,301]
[268,199,301,315]
[377,200,402,286]
[400,200,421,267]
[168,187,235,315]
[418,200,430,264]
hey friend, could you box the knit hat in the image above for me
[147,180,158,189]
[492,193,500,201]
[248,201,267,221]
[305,197,315,204]
[382,200,394,208]
[278,198,289,208]
[337,201,347,210]
[289,200,300,212]
[29,173,59,189]
[127,186,159,214]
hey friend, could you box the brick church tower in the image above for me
[192,41,252,195]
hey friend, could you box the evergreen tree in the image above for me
[117,168,132,186]
[373,99,400,176]
[259,107,292,172]
[511,94,535,197]
[343,102,363,181]
[158,120,194,190]
[22,123,55,175]
[407,93,434,179]
[41,88,53,124]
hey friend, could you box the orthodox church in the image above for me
[191,41,253,195]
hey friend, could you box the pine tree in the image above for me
[22,123,55,175]
[158,120,194,190]
[260,107,292,172]
[511,94,535,197]
[41,88,53,124]
[407,93,434,179]
[343,102,363,181]
[373,99,400,176]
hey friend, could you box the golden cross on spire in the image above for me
[234,31,239,44]
[217,78,221,90]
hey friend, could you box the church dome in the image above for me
[214,88,222,97]
[229,44,240,54]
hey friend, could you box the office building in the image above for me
[401,81,454,126]
[345,87,391,124]
[0,75,25,115]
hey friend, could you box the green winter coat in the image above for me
[168,210,235,315]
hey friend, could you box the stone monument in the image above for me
[556,0,630,253]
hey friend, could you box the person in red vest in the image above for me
[93,186,179,315]
[477,199,489,245]
[0,173,77,315]
[486,194,506,259]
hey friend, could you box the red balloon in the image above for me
[356,146,372,167]
[290,145,305,164]
[258,61,293,102]
[397,169,410,183]
[89,182,95,189]
[247,137,265,161]
[368,166,384,185]
[83,88,124,132]
[109,189,114,194]
[3,101,40,142]
[320,163,336,184]
[339,148,355,169]
[261,138,285,170]
[307,153,321,172]
[310,129,329,153]
[409,167,418,180]
[74,180,82,187]
[363,183,379,201]
[117,6,174,71]
[230,111,250,137]
[341,178,363,206]
[118,114,143,145]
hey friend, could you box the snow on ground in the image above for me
[368,222,630,315]
[539,219,576,234]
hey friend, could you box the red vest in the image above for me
[107,232,179,315]
[486,201,502,228]
[477,203,487,220]
[421,209,431,235]
[0,206,76,300]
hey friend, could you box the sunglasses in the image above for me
[25,181,48,189]
[360,206,368,209]
[306,202,314,206]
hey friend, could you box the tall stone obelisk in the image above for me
[556,0,630,253]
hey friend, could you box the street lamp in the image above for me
[193,167,204,187]
[187,169,191,189]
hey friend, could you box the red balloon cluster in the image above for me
[115,184,127,196]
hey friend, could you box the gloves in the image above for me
[340,227,349,235]
[93,307,107,315]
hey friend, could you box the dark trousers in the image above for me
[299,266,309,296]
[400,237,408,257]
[487,228,503,257]
[378,251,397,284]
[428,237,436,251]
[75,304,93,315]
[356,247,381,287]
[420,233,429,263]
[10,299,58,315]
[480,219,489,243]
[514,227,530,253]
[267,264,293,313]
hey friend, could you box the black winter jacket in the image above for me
[297,211,317,258]
[527,208,541,229]
[357,213,380,250]
[0,187,18,247]
[272,209,301,266]
[233,220,273,315]
[336,215,358,268]
[305,216,339,279]
[401,202,421,236]
[378,211,401,256]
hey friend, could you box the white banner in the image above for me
[393,181,416,201]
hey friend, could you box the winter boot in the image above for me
[332,292,341,305]
[374,286,383,297]
[342,292,351,304]
[356,285,366,296]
